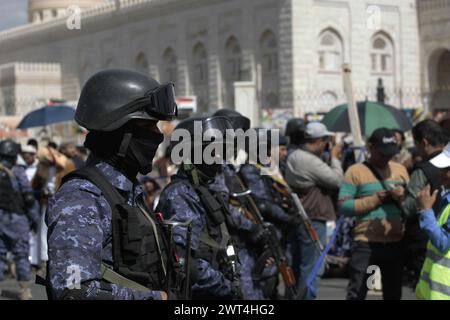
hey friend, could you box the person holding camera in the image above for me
[285,122,344,297]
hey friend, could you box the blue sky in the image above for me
[0,0,28,31]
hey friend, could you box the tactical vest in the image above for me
[415,151,443,213]
[416,200,450,300]
[0,166,25,214]
[62,167,176,292]
[172,179,236,279]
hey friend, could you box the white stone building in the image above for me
[0,0,442,121]
[418,0,450,111]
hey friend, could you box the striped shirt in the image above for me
[339,161,409,243]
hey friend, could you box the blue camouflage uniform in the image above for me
[210,170,267,300]
[156,168,234,298]
[46,160,162,300]
[0,165,40,281]
[239,163,296,288]
[239,164,292,226]
[219,165,277,299]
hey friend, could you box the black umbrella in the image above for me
[17,105,75,129]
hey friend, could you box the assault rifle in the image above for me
[227,174,300,299]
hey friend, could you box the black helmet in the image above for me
[213,109,250,131]
[0,139,21,158]
[285,118,306,145]
[172,116,234,181]
[75,69,178,131]
[285,118,306,138]
[173,115,234,148]
[0,139,21,168]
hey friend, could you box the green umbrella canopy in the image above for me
[321,101,412,137]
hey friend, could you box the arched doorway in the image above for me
[259,30,279,109]
[429,49,450,110]
[161,47,178,84]
[223,36,243,108]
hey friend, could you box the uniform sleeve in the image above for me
[240,165,291,223]
[240,165,268,200]
[262,201,292,223]
[156,183,232,298]
[46,183,162,300]
[419,208,450,253]
[192,259,232,297]
[227,205,254,232]
[339,166,382,216]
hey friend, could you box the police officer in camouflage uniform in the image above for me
[213,109,278,299]
[157,115,271,299]
[210,166,277,300]
[236,129,305,299]
[0,139,40,300]
[45,69,179,300]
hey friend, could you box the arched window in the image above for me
[431,50,450,110]
[371,33,394,74]
[135,52,149,75]
[320,91,338,110]
[260,30,278,75]
[223,36,243,108]
[192,43,208,85]
[224,36,242,81]
[318,29,343,71]
[161,47,177,83]
[259,30,279,108]
[191,42,209,112]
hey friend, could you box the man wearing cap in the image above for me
[339,128,409,300]
[415,142,450,300]
[402,120,448,288]
[285,122,344,296]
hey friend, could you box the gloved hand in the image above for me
[248,224,270,245]
[285,214,302,227]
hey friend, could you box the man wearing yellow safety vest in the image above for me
[416,142,450,300]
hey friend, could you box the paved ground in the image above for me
[0,274,417,300]
[318,277,417,300]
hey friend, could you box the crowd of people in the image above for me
[0,69,449,300]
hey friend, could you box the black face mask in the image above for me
[124,128,164,175]
[196,163,223,179]
[0,156,16,169]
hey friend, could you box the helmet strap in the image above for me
[183,162,200,186]
[118,132,132,158]
[184,161,216,186]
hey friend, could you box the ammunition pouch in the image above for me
[60,167,180,296]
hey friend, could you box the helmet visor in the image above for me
[144,83,178,120]
[203,116,234,137]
